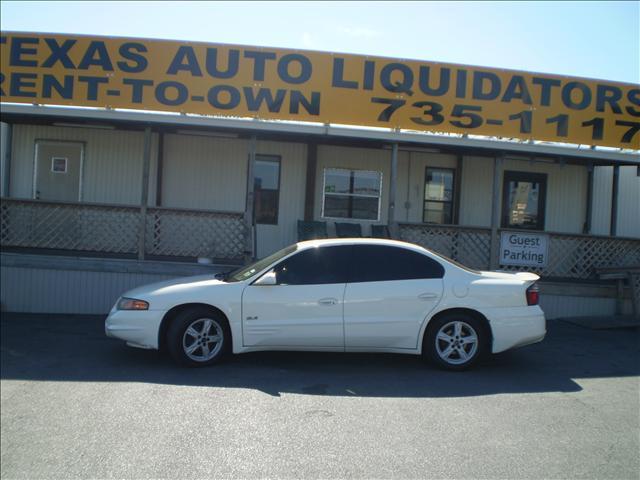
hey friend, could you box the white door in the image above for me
[242,245,351,348]
[34,141,83,202]
[344,245,444,349]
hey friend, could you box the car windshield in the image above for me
[223,244,298,282]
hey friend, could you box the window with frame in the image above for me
[322,168,382,220]
[501,171,547,230]
[423,168,455,224]
[253,155,281,225]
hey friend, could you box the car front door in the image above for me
[344,245,445,350]
[242,245,351,348]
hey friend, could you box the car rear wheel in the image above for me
[424,314,487,371]
[167,307,230,367]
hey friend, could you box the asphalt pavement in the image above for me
[1,313,639,479]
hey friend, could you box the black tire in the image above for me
[166,307,231,367]
[424,313,488,371]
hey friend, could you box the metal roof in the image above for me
[1,103,638,166]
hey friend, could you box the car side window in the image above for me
[274,246,351,285]
[350,245,444,282]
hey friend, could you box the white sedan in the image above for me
[105,238,545,370]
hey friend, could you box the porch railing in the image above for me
[1,198,246,262]
[399,222,640,280]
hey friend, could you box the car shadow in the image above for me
[1,313,638,398]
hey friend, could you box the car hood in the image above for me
[122,274,228,299]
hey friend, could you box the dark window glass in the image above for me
[274,246,351,285]
[323,168,381,220]
[350,245,444,282]
[501,171,547,230]
[253,156,280,225]
[423,168,455,224]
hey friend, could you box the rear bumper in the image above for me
[487,306,546,353]
[105,309,164,349]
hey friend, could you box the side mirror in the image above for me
[254,269,277,286]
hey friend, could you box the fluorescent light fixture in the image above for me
[176,129,239,138]
[53,122,115,130]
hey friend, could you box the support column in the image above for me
[489,154,504,270]
[244,135,257,261]
[584,163,594,234]
[0,122,12,197]
[388,143,399,238]
[610,165,619,236]
[453,154,463,224]
[155,131,165,206]
[303,143,317,221]
[138,126,152,261]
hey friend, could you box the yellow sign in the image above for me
[1,32,639,149]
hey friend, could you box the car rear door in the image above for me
[344,245,444,350]
[242,245,351,348]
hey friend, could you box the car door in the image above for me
[344,245,444,350]
[242,245,351,348]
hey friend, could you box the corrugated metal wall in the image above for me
[459,156,495,227]
[591,166,640,238]
[10,124,159,205]
[397,151,458,223]
[254,139,307,257]
[161,134,249,212]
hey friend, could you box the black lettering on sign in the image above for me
[78,75,109,100]
[502,75,532,104]
[332,58,358,89]
[123,78,154,103]
[363,61,375,90]
[155,81,188,106]
[532,77,561,106]
[0,73,5,96]
[418,66,450,96]
[42,38,76,68]
[595,84,622,114]
[455,70,467,99]
[208,85,241,109]
[278,54,311,84]
[167,46,202,76]
[244,51,276,81]
[78,41,114,71]
[562,81,591,110]
[205,48,239,79]
[243,87,286,112]
[289,90,320,115]
[42,75,74,99]
[380,63,413,94]
[118,43,148,73]
[10,72,37,97]
[472,71,501,100]
[10,37,39,67]
[626,89,640,116]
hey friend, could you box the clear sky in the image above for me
[1,0,638,84]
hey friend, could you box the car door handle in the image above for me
[318,298,338,306]
[418,293,439,300]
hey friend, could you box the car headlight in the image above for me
[117,297,149,310]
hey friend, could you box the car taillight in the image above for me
[526,283,539,306]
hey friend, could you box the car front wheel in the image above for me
[167,308,230,367]
[424,314,487,371]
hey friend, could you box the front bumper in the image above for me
[105,309,165,350]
